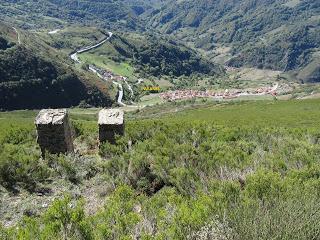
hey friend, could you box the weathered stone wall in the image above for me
[35,109,74,156]
[98,109,124,144]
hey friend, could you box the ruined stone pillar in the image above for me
[98,109,124,144]
[35,109,74,156]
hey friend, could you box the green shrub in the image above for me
[1,125,34,145]
[2,101,320,239]
[0,144,49,192]
[5,196,93,240]
[227,193,320,240]
[93,185,141,239]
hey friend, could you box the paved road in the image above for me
[70,32,129,106]
[136,79,144,85]
[70,32,113,64]
[88,65,126,106]
[12,27,21,45]
[48,29,61,34]
[124,78,134,104]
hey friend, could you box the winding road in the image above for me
[112,81,125,106]
[48,29,61,34]
[70,31,132,106]
[70,32,113,63]
[12,27,21,45]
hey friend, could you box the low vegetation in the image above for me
[1,99,320,239]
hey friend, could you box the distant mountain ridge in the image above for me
[0,0,158,30]
[144,0,320,82]
[0,0,319,83]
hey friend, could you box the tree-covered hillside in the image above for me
[38,27,223,78]
[0,0,159,30]
[145,0,320,82]
[94,33,223,77]
[0,24,112,110]
[2,0,319,82]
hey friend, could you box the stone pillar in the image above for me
[35,109,74,156]
[98,109,124,144]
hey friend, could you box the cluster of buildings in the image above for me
[89,65,127,82]
[88,65,280,103]
[160,85,278,102]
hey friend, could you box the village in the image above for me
[160,84,279,102]
[88,65,280,104]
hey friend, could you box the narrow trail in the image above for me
[12,27,21,45]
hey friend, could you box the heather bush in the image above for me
[2,101,320,239]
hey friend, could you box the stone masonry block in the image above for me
[35,109,74,156]
[98,109,124,144]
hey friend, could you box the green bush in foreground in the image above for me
[1,101,320,239]
[2,178,320,240]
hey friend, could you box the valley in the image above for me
[0,1,320,239]
[2,0,319,108]
[31,25,310,109]
[68,31,129,106]
[64,27,284,107]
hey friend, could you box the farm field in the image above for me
[1,99,320,239]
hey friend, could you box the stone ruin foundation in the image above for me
[35,109,74,156]
[98,109,124,144]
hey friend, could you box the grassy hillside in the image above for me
[0,23,113,110]
[1,99,320,238]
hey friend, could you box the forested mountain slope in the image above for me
[1,0,319,83]
[145,0,320,82]
[0,23,112,110]
[0,0,160,30]
[36,26,222,78]
[80,33,223,77]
